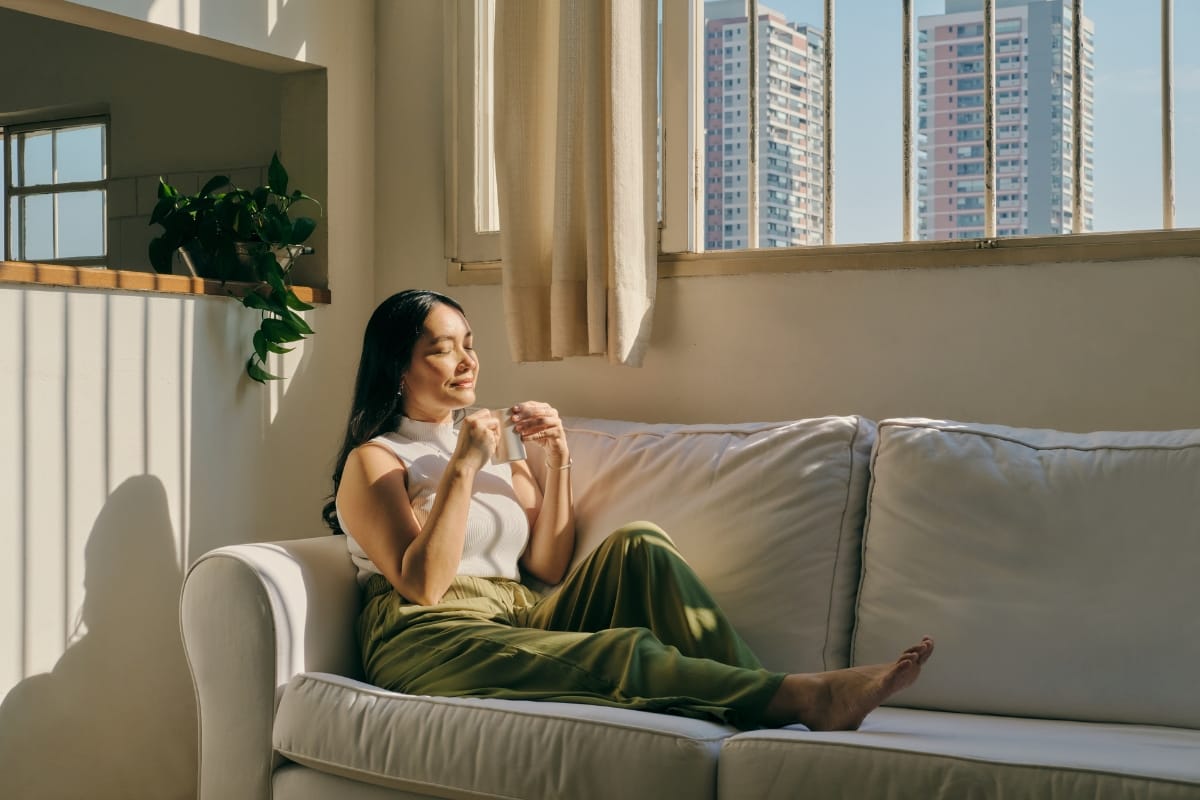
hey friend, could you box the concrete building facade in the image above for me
[703,0,825,249]
[918,0,1095,239]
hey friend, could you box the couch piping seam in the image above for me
[720,738,1200,789]
[286,674,733,744]
[565,417,850,444]
[821,416,861,672]
[273,748,523,800]
[876,422,1200,454]
[850,429,887,667]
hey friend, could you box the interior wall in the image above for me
[0,8,293,272]
[0,1,377,798]
[376,2,1200,434]
[451,261,1200,433]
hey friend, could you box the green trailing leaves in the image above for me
[290,216,316,245]
[145,150,323,384]
[252,330,293,362]
[261,317,305,344]
[147,237,175,273]
[240,290,278,315]
[284,291,314,312]
[246,356,281,384]
[281,308,314,337]
[199,174,230,196]
[268,152,288,197]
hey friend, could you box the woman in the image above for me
[324,289,933,730]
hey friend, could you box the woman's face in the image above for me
[400,302,479,423]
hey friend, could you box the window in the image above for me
[447,0,1199,279]
[2,117,108,265]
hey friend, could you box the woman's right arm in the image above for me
[336,412,498,605]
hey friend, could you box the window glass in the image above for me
[830,0,903,244]
[1173,1,1199,227]
[7,198,17,256]
[703,1,756,249]
[1088,0,1162,232]
[19,194,54,261]
[56,190,105,258]
[55,124,105,184]
[20,131,53,187]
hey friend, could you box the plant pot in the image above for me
[172,241,309,282]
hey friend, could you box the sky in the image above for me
[761,0,1199,242]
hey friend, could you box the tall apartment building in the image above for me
[703,0,824,249]
[918,0,1095,239]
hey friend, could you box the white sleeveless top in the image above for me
[338,414,531,587]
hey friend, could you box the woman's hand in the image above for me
[451,408,500,471]
[509,401,569,467]
[508,401,576,585]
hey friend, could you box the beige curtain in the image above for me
[494,0,657,366]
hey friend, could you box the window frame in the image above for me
[2,114,110,267]
[444,0,1200,287]
[443,0,500,267]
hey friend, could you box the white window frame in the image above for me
[444,0,1200,287]
[444,0,500,270]
[2,114,109,267]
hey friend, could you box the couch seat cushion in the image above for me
[553,415,876,673]
[854,418,1200,728]
[274,672,733,800]
[718,708,1200,800]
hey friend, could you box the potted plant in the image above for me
[148,152,322,383]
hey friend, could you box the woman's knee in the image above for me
[605,522,678,558]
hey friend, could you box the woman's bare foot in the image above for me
[764,636,935,730]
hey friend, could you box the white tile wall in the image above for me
[228,167,264,191]
[107,178,137,218]
[117,215,154,271]
[112,165,266,271]
[135,175,162,217]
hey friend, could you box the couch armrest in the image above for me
[180,535,362,800]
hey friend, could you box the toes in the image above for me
[901,637,935,665]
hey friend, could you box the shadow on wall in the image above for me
[0,475,196,800]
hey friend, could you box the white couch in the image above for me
[180,416,1200,799]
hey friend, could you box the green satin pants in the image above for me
[357,522,785,730]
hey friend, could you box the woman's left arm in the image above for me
[508,401,576,585]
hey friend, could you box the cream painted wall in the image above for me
[0,1,377,798]
[454,261,1200,432]
[376,4,1200,434]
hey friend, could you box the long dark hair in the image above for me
[322,289,466,533]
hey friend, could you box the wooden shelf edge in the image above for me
[0,261,332,305]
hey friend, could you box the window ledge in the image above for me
[0,261,332,304]
[446,229,1200,286]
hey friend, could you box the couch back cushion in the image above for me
[853,418,1200,729]
[552,416,876,673]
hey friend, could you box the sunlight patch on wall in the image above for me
[24,291,68,677]
[0,288,192,702]
[265,324,306,426]
[0,289,26,694]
